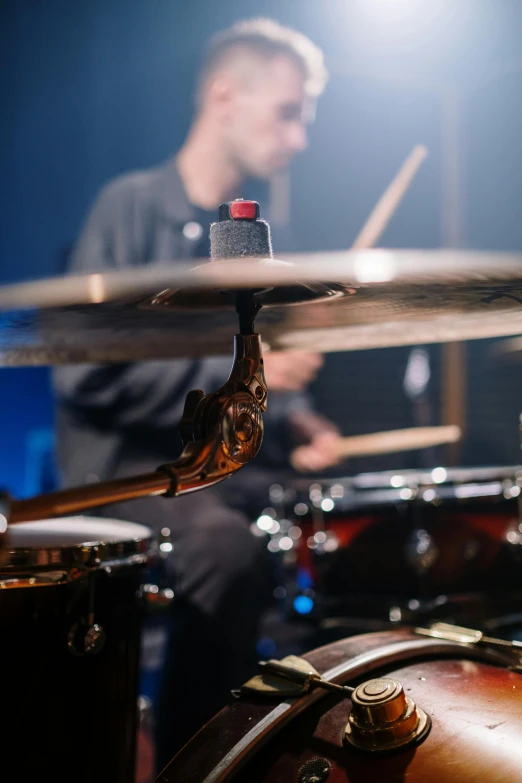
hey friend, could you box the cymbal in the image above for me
[490,335,522,362]
[2,249,522,365]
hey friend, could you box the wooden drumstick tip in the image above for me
[412,144,429,161]
[351,143,429,251]
[446,424,462,442]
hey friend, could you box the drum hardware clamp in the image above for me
[237,655,431,753]
[415,621,522,671]
[258,657,355,698]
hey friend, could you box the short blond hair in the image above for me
[197,17,328,105]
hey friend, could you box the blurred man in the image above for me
[53,18,340,770]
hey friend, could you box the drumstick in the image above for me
[351,144,428,250]
[336,425,461,460]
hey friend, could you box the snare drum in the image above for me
[266,466,522,629]
[0,517,154,783]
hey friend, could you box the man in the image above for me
[53,18,341,770]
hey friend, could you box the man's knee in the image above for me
[182,513,262,579]
[173,514,269,615]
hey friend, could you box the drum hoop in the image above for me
[177,635,514,783]
[0,528,156,573]
[290,465,522,510]
[348,464,520,489]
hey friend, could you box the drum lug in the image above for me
[68,620,106,656]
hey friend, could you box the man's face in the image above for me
[224,56,311,178]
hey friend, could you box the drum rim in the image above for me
[350,464,522,489]
[291,464,522,488]
[287,464,522,509]
[0,517,156,573]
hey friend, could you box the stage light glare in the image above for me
[354,0,443,29]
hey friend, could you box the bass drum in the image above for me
[0,517,154,783]
[267,466,522,631]
[158,628,522,783]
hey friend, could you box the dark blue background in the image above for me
[2,0,522,496]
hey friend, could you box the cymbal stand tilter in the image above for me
[5,294,266,523]
[3,200,271,525]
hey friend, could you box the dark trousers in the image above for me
[106,469,275,773]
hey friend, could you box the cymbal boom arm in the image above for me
[7,297,267,524]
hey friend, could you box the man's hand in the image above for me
[287,410,342,473]
[263,351,323,392]
[261,355,342,472]
[290,430,341,473]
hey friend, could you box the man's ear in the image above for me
[205,72,238,114]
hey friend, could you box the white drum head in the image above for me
[1,516,154,572]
